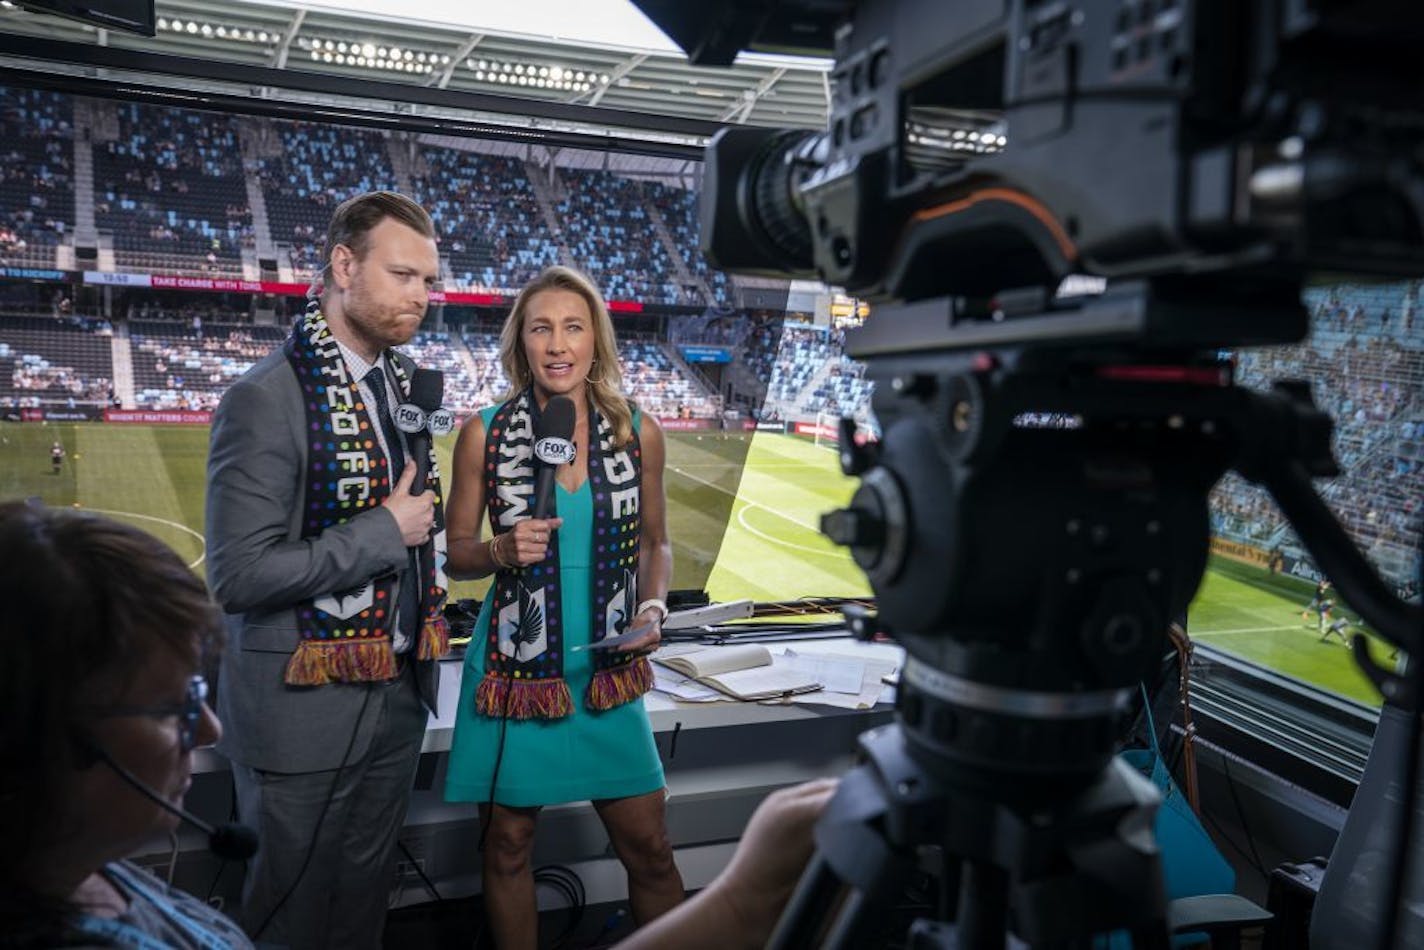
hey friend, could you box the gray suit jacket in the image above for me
[206,346,440,773]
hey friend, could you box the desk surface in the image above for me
[195,636,903,771]
[423,635,903,751]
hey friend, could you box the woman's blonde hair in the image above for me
[499,265,633,447]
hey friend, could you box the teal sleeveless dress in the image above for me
[443,406,665,807]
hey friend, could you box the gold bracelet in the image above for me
[489,536,509,570]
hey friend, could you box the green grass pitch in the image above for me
[0,421,1385,706]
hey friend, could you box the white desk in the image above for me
[420,634,903,753]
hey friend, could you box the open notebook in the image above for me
[651,644,823,702]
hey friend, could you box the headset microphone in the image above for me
[90,744,259,862]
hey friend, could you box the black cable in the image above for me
[535,863,585,909]
[205,774,244,902]
[474,561,533,950]
[1378,651,1424,950]
[477,634,516,853]
[1200,807,1267,879]
[397,838,443,903]
[1221,758,1268,878]
[252,684,375,941]
[204,861,227,904]
[534,864,586,948]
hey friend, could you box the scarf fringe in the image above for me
[283,639,397,686]
[586,658,654,711]
[417,613,452,661]
[475,673,574,720]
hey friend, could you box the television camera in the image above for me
[637,1,1424,945]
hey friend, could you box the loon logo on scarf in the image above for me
[497,586,548,661]
[605,569,637,638]
[476,387,654,719]
[282,307,451,685]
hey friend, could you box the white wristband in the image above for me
[636,598,669,623]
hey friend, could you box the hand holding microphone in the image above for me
[494,515,565,567]
[383,463,436,546]
[382,368,449,546]
[392,368,450,496]
[498,395,576,574]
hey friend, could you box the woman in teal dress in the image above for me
[443,265,684,948]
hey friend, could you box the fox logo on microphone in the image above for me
[535,436,576,466]
[427,407,456,436]
[393,402,427,434]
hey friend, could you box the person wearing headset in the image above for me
[0,501,252,947]
[0,500,838,949]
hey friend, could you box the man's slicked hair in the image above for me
[322,191,435,279]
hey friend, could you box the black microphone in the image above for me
[394,369,445,495]
[533,395,577,521]
[90,744,259,862]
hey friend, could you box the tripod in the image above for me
[770,711,1170,949]
[781,284,1422,948]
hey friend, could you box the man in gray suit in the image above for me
[206,191,448,948]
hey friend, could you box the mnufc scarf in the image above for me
[475,387,653,719]
[282,307,450,685]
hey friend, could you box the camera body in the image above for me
[698,0,1424,315]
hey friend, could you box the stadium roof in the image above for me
[0,0,833,154]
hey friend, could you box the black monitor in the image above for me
[17,0,155,37]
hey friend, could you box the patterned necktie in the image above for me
[365,367,406,475]
[366,366,419,649]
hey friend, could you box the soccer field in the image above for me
[0,421,1383,706]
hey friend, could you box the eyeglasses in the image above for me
[90,675,209,752]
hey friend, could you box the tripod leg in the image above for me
[770,847,922,950]
[957,860,1009,950]
[768,853,844,949]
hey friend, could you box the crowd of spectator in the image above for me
[0,87,751,310]
[102,319,721,419]
[0,86,74,266]
[413,150,561,293]
[130,323,280,411]
[94,103,253,272]
[280,225,321,277]
[1209,280,1423,587]
[802,356,874,419]
[733,319,877,420]
[0,315,113,409]
[755,324,839,408]
[261,122,396,278]
[555,170,682,305]
[396,330,492,410]
[457,330,513,406]
[669,309,754,348]
[5,348,110,403]
[733,311,790,388]
[619,340,717,419]
[645,180,733,307]
[125,299,256,326]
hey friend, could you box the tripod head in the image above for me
[818,274,1392,792]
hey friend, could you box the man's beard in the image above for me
[345,287,419,350]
